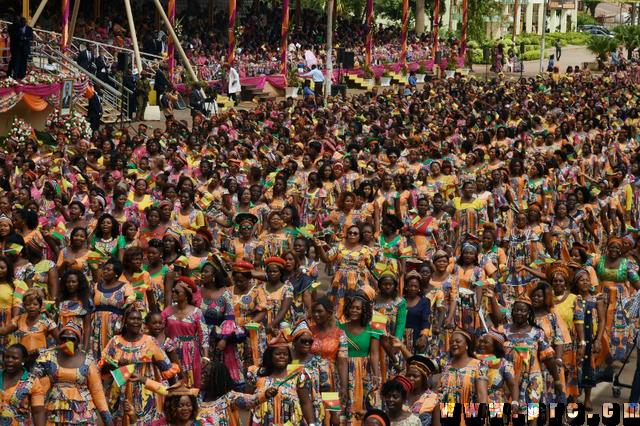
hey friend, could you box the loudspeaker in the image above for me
[520,42,525,54]
[343,51,355,69]
[483,47,490,62]
[337,47,346,64]
[435,51,442,65]
[117,52,130,71]
[331,84,346,97]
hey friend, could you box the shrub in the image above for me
[520,49,547,61]
[578,13,598,27]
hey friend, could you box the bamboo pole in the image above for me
[151,0,199,84]
[69,0,81,45]
[29,0,49,26]
[123,0,143,73]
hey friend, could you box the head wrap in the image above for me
[0,216,12,227]
[175,276,197,295]
[484,327,507,348]
[166,382,199,397]
[363,410,391,426]
[607,236,624,248]
[60,321,83,340]
[405,270,422,280]
[452,327,473,342]
[26,232,46,252]
[460,241,479,254]
[23,170,37,182]
[514,293,532,306]
[164,228,182,243]
[407,355,438,378]
[545,261,573,282]
[528,202,543,212]
[159,199,173,209]
[573,268,590,282]
[291,320,312,341]
[195,227,213,244]
[94,194,107,209]
[264,257,286,268]
[392,375,414,395]
[235,213,259,226]
[232,261,254,273]
[268,330,290,348]
[432,250,449,262]
[623,234,637,247]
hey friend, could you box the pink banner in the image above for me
[365,0,373,66]
[168,0,176,81]
[61,0,70,53]
[173,75,286,93]
[280,0,289,75]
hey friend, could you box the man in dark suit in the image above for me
[189,82,205,123]
[88,87,102,132]
[76,44,94,71]
[14,17,33,79]
[7,15,20,78]
[94,49,109,85]
[154,63,169,99]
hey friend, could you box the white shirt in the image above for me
[301,68,324,83]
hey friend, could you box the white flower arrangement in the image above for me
[9,117,34,142]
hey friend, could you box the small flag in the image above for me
[59,341,75,355]
[371,314,387,335]
[4,243,23,255]
[311,281,322,290]
[513,346,531,363]
[52,222,67,241]
[286,364,305,376]
[245,322,261,331]
[111,364,136,387]
[477,354,500,367]
[321,392,341,411]
[138,350,154,363]
[43,300,56,313]
[174,256,189,269]
[13,284,27,301]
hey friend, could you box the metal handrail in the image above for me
[0,20,164,62]
[34,45,129,119]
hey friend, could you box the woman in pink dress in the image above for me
[161,276,210,388]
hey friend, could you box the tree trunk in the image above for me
[416,0,425,36]
[296,0,301,26]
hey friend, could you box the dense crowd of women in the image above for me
[1,63,640,425]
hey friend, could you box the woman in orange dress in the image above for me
[34,322,115,426]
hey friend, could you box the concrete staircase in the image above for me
[217,95,236,110]
[240,83,277,103]
[388,71,409,85]
[343,74,374,90]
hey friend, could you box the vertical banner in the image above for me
[228,0,237,66]
[432,0,441,59]
[365,0,373,65]
[280,0,289,74]
[168,0,175,81]
[61,0,69,53]
[460,0,469,60]
[401,0,408,63]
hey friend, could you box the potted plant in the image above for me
[379,70,392,86]
[445,58,457,79]
[462,55,472,75]
[416,65,427,83]
[362,65,375,86]
[286,66,301,98]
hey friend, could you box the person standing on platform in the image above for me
[300,65,324,98]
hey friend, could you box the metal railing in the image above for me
[34,44,130,121]
[0,20,164,73]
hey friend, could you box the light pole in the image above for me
[325,0,333,102]
[539,0,548,73]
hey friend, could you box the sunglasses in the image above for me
[59,336,78,342]
[298,338,314,345]
[347,231,360,236]
[241,225,253,230]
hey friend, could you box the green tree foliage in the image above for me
[612,25,640,59]
[585,35,617,69]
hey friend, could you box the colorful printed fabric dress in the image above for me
[423,287,445,360]
[161,307,210,388]
[534,311,570,404]
[7,313,57,352]
[246,366,305,426]
[504,227,541,307]
[91,281,136,362]
[484,357,516,416]
[595,256,639,360]
[553,293,583,397]
[437,358,488,426]
[309,325,348,390]
[193,289,243,389]
[576,294,614,387]
[298,355,331,425]
[503,324,556,419]
[406,389,439,426]
[336,323,380,426]
[0,369,45,426]
[99,334,179,426]
[373,297,407,380]
[326,244,374,315]
[58,300,92,330]
[199,391,267,426]
[232,287,267,368]
[34,349,114,425]
[142,264,171,311]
